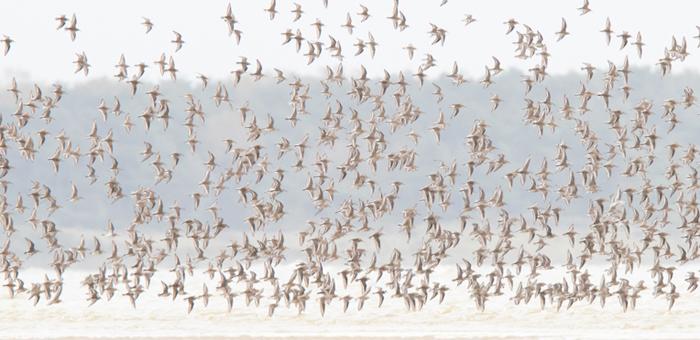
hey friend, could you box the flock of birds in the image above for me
[1,0,700,317]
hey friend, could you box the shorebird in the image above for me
[0,0,694,321]
[171,31,185,52]
[65,13,79,41]
[0,35,12,56]
[142,17,153,34]
[555,18,569,41]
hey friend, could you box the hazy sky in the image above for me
[1,0,699,83]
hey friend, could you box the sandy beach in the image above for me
[1,268,699,340]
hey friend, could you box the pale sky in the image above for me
[1,0,699,83]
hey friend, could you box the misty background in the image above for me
[1,65,698,269]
